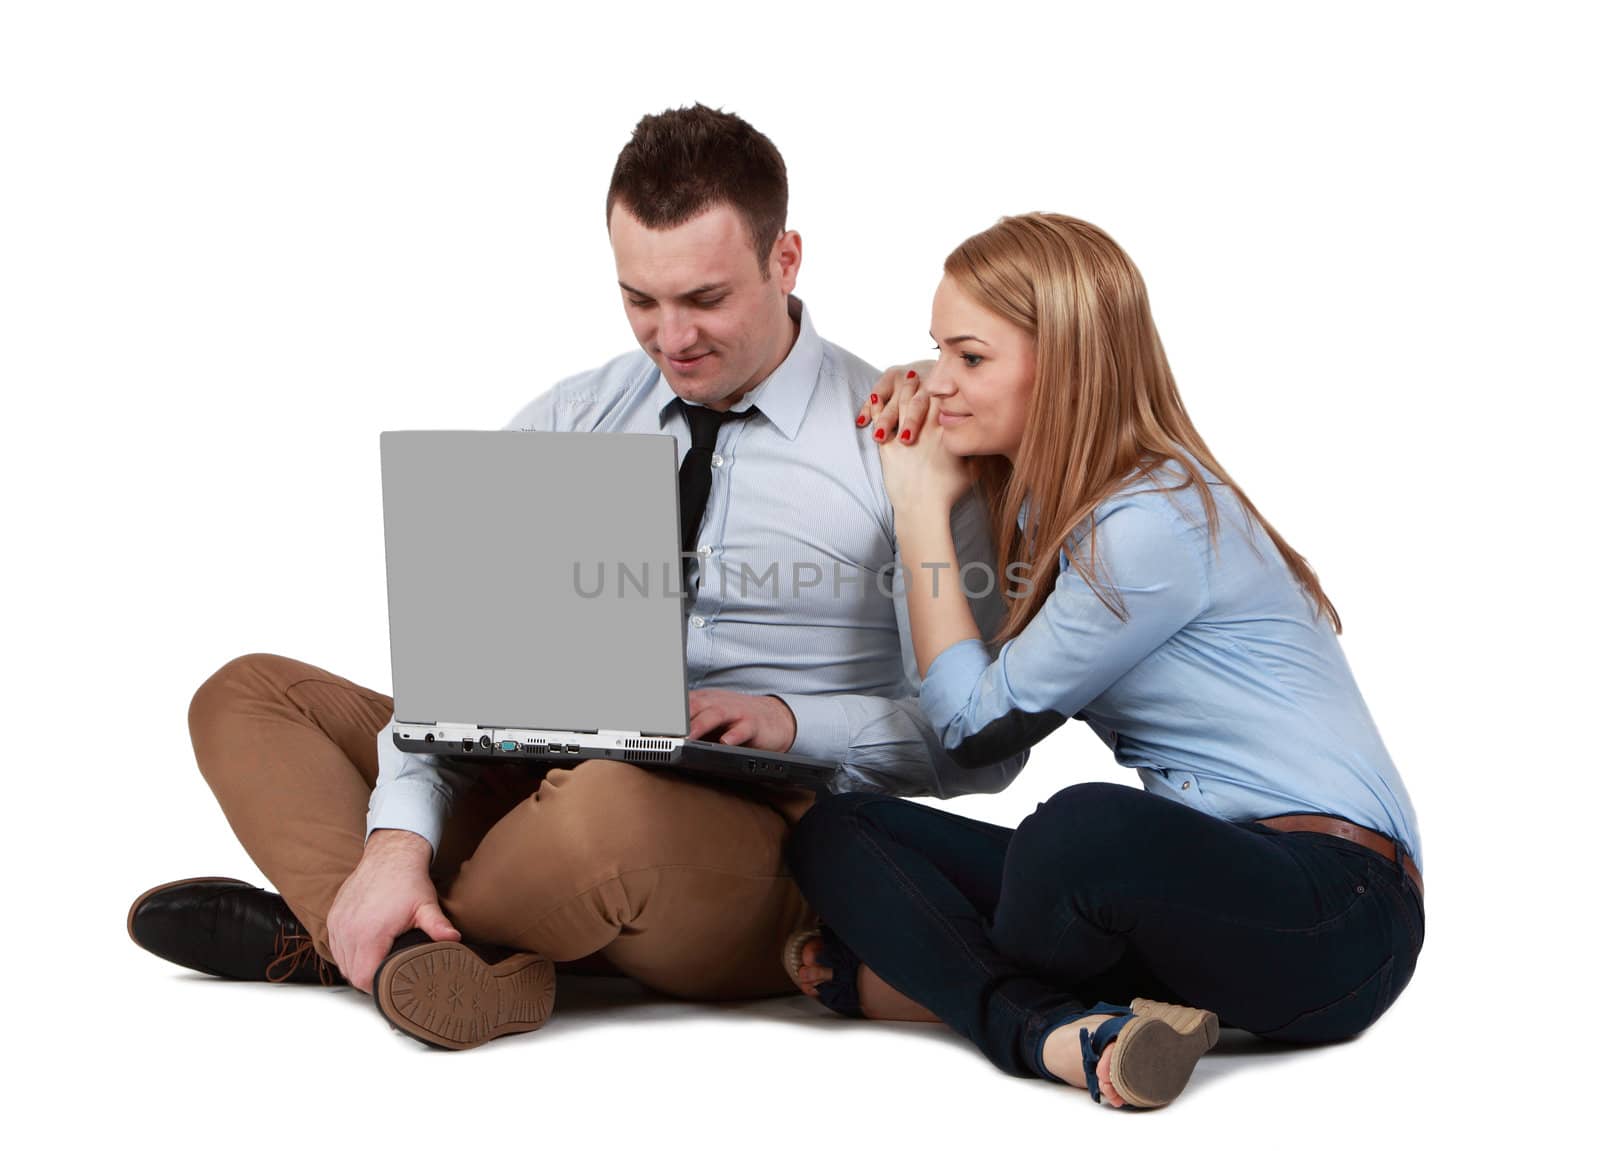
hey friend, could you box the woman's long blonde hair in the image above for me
[946,213,1341,644]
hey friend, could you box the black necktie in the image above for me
[677,399,758,589]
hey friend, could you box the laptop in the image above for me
[379,429,839,790]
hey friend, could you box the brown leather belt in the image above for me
[1256,814,1423,899]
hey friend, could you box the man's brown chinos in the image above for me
[189,652,815,998]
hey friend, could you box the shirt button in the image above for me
[697,545,713,558]
[710,453,724,468]
[689,615,706,628]
[1181,780,1191,790]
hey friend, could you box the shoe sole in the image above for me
[1105,1000,1221,1108]
[375,941,556,1051]
[126,876,246,948]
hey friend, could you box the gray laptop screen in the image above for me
[380,430,690,737]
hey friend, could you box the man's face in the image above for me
[610,202,800,409]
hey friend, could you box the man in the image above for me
[129,104,1025,1050]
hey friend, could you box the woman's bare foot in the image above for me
[1040,1016,1128,1107]
[790,936,941,1024]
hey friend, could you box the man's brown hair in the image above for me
[606,104,788,278]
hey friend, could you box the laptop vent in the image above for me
[624,738,674,765]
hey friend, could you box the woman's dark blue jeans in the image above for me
[786,783,1424,1081]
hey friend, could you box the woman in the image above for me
[783,213,1423,1109]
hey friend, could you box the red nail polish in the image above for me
[870,393,879,405]
[906,370,917,379]
[874,428,886,441]
[856,414,868,427]
[900,429,911,441]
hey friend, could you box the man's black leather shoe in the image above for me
[127,877,345,986]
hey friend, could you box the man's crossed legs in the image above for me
[130,653,815,1046]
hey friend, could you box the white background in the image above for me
[3,1,1594,1146]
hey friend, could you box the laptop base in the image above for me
[393,727,836,791]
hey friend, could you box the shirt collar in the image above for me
[651,294,822,441]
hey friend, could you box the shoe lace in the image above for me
[266,924,341,986]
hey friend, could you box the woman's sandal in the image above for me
[1067,998,1220,1108]
[784,928,1217,1105]
[782,925,865,1018]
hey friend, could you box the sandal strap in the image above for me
[1078,1007,1134,1104]
[812,925,865,1019]
[1029,1001,1133,1098]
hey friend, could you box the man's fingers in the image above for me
[689,705,726,740]
[687,691,716,731]
[349,935,392,995]
[688,688,724,717]
[720,719,753,746]
[416,902,460,943]
[326,915,349,982]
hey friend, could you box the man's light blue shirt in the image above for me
[919,456,1422,868]
[369,297,1025,852]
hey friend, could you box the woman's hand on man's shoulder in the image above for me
[857,360,937,445]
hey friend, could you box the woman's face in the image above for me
[925,275,1037,462]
